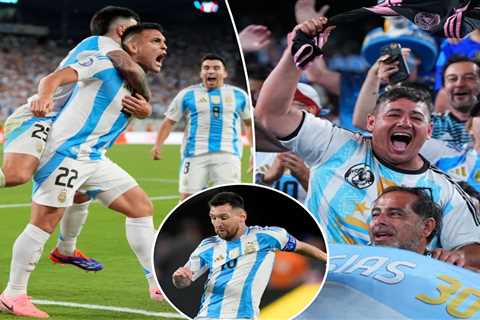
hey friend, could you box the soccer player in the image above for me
[0,23,167,318]
[2,6,152,272]
[255,17,480,268]
[151,54,252,200]
[172,192,326,319]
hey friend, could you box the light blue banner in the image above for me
[299,244,480,319]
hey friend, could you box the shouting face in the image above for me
[200,59,227,89]
[367,98,432,170]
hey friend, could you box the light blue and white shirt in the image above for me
[421,139,480,192]
[165,84,251,159]
[7,36,120,128]
[255,152,308,203]
[280,112,480,249]
[187,226,297,320]
[41,54,131,161]
[46,36,121,115]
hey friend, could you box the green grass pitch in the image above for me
[0,144,252,319]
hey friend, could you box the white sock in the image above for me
[57,201,90,256]
[4,224,50,297]
[125,216,157,289]
[0,168,5,188]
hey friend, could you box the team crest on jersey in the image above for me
[57,189,68,203]
[245,241,257,254]
[225,95,233,104]
[345,163,375,189]
[228,247,240,259]
[413,12,441,31]
[78,56,94,67]
[211,96,221,105]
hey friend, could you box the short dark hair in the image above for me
[441,55,480,86]
[374,86,433,120]
[208,192,244,209]
[121,22,164,46]
[201,53,226,69]
[90,6,140,36]
[375,186,442,242]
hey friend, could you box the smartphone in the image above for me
[380,43,410,84]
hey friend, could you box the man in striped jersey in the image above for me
[1,6,152,272]
[151,54,252,200]
[172,192,327,320]
[0,23,167,318]
[255,17,480,268]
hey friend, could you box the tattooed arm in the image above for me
[107,50,152,101]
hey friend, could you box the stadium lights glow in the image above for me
[0,0,18,4]
[193,0,219,13]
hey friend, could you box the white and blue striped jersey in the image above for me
[41,54,131,161]
[421,139,480,192]
[26,36,120,116]
[280,112,480,249]
[255,152,307,203]
[165,84,251,159]
[187,226,297,320]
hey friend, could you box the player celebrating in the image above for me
[2,6,152,272]
[0,23,167,318]
[172,192,326,320]
[255,17,480,268]
[151,54,252,200]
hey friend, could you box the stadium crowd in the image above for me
[246,0,480,270]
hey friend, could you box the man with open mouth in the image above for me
[255,16,480,268]
[151,54,252,201]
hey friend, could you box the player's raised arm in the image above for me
[108,50,152,101]
[255,17,333,138]
[295,240,327,262]
[31,67,79,117]
[172,266,193,289]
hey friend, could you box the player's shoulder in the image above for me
[198,235,222,248]
[176,84,203,97]
[248,225,287,235]
[223,84,248,95]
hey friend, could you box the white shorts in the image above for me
[33,151,137,208]
[4,104,53,159]
[179,152,241,194]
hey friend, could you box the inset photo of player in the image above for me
[153,184,328,320]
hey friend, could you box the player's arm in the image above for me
[294,240,327,262]
[31,67,78,117]
[121,93,152,119]
[243,119,253,149]
[172,266,193,289]
[151,118,177,160]
[108,50,151,101]
[255,17,333,138]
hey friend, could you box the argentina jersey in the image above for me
[421,139,480,192]
[186,226,297,319]
[47,36,121,114]
[431,113,471,148]
[256,152,307,203]
[165,84,251,159]
[40,54,131,161]
[280,112,480,250]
